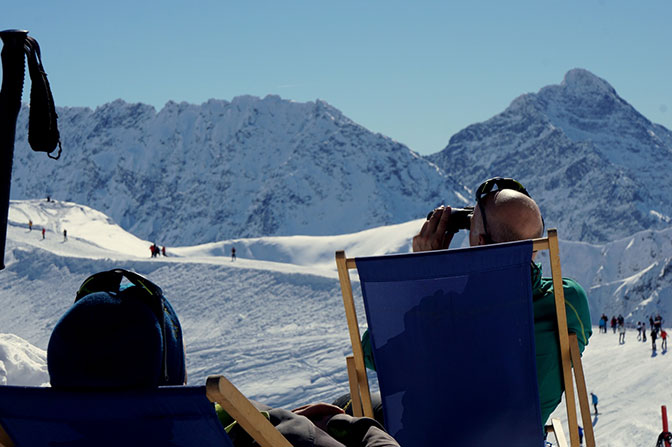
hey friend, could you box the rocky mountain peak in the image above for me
[560,68,618,96]
[428,68,672,243]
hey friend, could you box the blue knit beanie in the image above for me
[47,270,186,389]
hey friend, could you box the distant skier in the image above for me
[63,229,67,241]
[578,426,584,445]
[637,321,642,341]
[162,246,166,256]
[590,392,599,415]
[661,329,668,351]
[643,326,647,342]
[231,246,236,262]
[618,323,626,344]
[601,314,608,333]
[651,329,658,352]
[611,316,617,333]
[41,228,45,239]
[599,318,606,334]
[28,220,32,231]
[655,314,663,334]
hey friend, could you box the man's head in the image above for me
[469,189,543,247]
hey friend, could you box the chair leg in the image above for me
[346,355,363,417]
[569,334,596,447]
[547,230,580,447]
[336,251,374,418]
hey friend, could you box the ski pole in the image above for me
[0,30,60,271]
[0,29,28,271]
[663,406,671,447]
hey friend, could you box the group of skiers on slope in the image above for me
[598,313,667,352]
[25,197,67,241]
[150,245,237,260]
[28,219,67,241]
[149,243,166,257]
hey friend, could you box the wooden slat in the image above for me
[532,238,550,251]
[0,422,14,447]
[569,334,596,447]
[551,418,569,447]
[335,251,374,418]
[346,355,363,417]
[206,375,292,447]
[547,229,580,447]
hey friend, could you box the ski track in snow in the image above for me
[1,200,671,446]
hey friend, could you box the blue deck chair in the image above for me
[0,375,291,447]
[336,229,593,447]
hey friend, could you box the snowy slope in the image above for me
[2,200,672,446]
[7,199,672,326]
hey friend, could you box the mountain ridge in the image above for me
[10,95,467,245]
[428,68,672,243]
[10,68,672,245]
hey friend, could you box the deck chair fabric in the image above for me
[0,376,292,447]
[354,240,544,447]
[0,385,227,446]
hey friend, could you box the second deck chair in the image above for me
[0,375,291,447]
[336,229,594,447]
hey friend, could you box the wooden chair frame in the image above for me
[206,375,292,447]
[336,228,595,447]
[0,375,291,447]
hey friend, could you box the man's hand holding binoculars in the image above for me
[413,206,455,252]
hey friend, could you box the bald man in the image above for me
[414,189,544,251]
[361,184,592,425]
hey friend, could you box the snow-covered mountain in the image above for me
[428,68,672,243]
[10,69,672,246]
[10,96,467,246]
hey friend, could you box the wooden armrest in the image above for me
[206,375,292,447]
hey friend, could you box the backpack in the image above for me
[48,269,186,388]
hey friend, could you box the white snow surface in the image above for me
[0,334,48,387]
[2,200,672,446]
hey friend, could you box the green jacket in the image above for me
[361,262,592,425]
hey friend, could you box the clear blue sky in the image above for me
[3,1,671,155]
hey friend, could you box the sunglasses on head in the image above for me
[475,177,540,244]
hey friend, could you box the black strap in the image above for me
[75,268,163,302]
[24,36,61,159]
[656,431,672,447]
